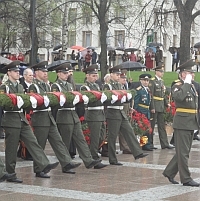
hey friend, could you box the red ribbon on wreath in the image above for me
[70,91,83,103]
[89,91,102,100]
[110,90,123,100]
[28,93,44,106]
[7,94,17,105]
[49,92,66,102]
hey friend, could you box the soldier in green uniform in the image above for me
[80,65,107,169]
[50,62,102,170]
[163,59,200,187]
[0,61,59,183]
[134,74,153,151]
[28,61,81,178]
[103,66,148,165]
[149,63,174,149]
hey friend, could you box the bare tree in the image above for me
[174,0,200,64]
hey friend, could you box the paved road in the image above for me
[0,134,200,201]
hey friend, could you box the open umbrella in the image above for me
[194,42,200,48]
[148,42,162,47]
[120,61,146,70]
[115,47,125,51]
[47,60,70,71]
[71,45,85,51]
[124,47,138,52]
[0,56,12,64]
[53,44,62,51]
[86,46,96,50]
[66,59,78,67]
[107,46,115,51]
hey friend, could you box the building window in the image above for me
[173,35,177,47]
[82,7,92,25]
[21,31,30,48]
[173,11,177,29]
[114,30,125,47]
[52,31,61,47]
[68,31,76,47]
[115,6,125,24]
[38,32,46,47]
[68,8,77,28]
[83,31,92,47]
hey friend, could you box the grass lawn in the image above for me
[48,70,200,87]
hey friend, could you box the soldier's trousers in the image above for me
[150,112,169,148]
[163,129,193,184]
[87,121,105,160]
[107,117,142,164]
[32,123,72,173]
[57,123,93,167]
[4,122,50,174]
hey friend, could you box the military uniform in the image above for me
[50,63,101,169]
[134,74,152,151]
[80,65,107,163]
[28,61,81,175]
[149,65,172,149]
[163,60,200,186]
[103,66,148,165]
[0,61,58,182]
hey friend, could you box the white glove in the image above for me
[184,74,192,84]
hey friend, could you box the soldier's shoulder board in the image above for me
[150,77,155,80]
[174,81,182,86]
[136,86,142,90]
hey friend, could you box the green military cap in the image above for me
[1,60,20,73]
[154,62,164,72]
[120,73,127,78]
[176,59,196,73]
[139,73,152,80]
[83,64,98,74]
[31,61,48,72]
[54,62,71,73]
[109,64,122,74]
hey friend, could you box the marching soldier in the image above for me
[163,59,200,187]
[103,65,148,165]
[0,61,59,183]
[28,61,81,177]
[149,63,174,149]
[80,64,107,169]
[134,74,153,151]
[50,62,102,171]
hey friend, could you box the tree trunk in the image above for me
[99,22,108,82]
[179,19,192,65]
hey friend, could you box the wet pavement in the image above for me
[0,133,200,201]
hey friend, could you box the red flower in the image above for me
[79,116,85,122]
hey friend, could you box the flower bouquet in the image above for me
[79,116,90,145]
[129,110,152,146]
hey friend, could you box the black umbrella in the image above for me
[124,47,138,52]
[0,63,8,74]
[51,51,59,54]
[86,46,96,50]
[120,61,146,70]
[194,42,200,48]
[107,46,115,51]
[115,47,125,51]
[66,59,78,67]
[47,60,70,71]
[53,44,62,51]
[148,42,162,47]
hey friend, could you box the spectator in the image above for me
[91,49,97,64]
[129,51,137,61]
[84,50,92,68]
[108,50,116,67]
[76,49,83,71]
[145,48,155,71]
[172,48,180,71]
[122,51,129,62]
[155,46,163,66]
[137,50,144,64]
[70,50,76,60]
